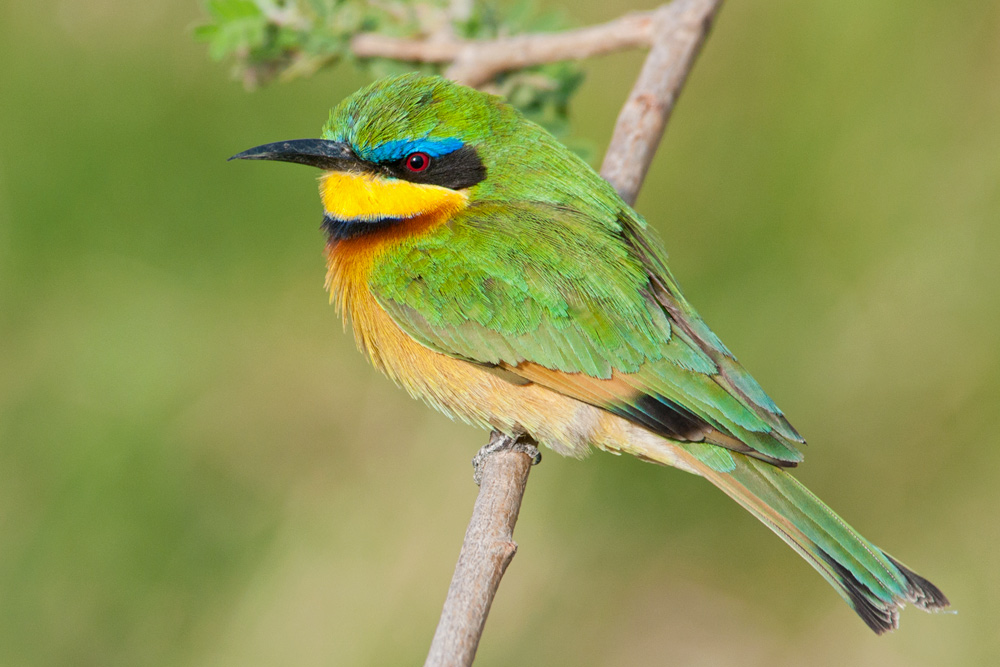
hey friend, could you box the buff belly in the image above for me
[338,274,696,474]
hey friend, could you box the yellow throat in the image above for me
[319,170,468,222]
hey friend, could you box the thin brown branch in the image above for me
[352,34,462,63]
[424,433,538,667]
[424,1,724,664]
[601,0,723,206]
[352,10,658,87]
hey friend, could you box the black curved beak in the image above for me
[228,139,359,171]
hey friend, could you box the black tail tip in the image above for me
[822,551,950,635]
[885,555,951,611]
[855,555,951,635]
[820,553,899,634]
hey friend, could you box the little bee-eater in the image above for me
[232,73,948,633]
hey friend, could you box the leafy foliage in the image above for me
[195,0,583,135]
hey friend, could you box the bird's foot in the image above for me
[472,430,541,485]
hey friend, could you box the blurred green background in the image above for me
[1,1,998,665]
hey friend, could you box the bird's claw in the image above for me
[472,431,541,485]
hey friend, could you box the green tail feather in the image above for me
[683,447,949,633]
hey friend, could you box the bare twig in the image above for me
[601,0,723,206]
[352,10,658,87]
[424,2,724,664]
[424,432,538,667]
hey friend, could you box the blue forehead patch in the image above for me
[363,137,464,163]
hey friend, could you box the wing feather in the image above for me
[370,200,804,465]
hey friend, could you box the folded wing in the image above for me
[370,200,804,465]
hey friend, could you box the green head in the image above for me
[231,73,624,239]
[322,72,507,176]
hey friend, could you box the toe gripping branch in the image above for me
[472,430,542,486]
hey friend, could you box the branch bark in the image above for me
[352,10,658,88]
[424,432,537,667]
[600,0,723,206]
[424,1,724,665]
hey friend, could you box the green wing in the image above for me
[370,200,804,464]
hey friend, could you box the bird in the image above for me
[231,72,949,633]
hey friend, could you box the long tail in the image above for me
[672,444,949,633]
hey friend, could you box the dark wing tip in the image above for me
[626,394,712,442]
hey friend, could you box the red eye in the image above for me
[405,152,431,173]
